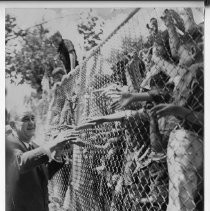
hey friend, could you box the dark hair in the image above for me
[51,31,62,42]
[150,18,158,24]
[150,71,170,89]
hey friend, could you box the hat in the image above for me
[150,18,158,26]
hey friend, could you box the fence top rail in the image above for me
[52,8,140,92]
[83,8,140,62]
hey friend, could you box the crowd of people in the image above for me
[74,8,204,211]
[6,8,204,211]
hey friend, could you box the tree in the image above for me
[77,9,104,52]
[121,36,144,55]
[5,14,28,84]
[5,22,62,95]
[106,36,144,65]
[5,14,27,45]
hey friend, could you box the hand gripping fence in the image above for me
[45,8,204,211]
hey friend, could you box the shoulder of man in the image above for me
[6,130,26,151]
[63,39,75,52]
[6,130,17,142]
[5,125,13,135]
[6,131,20,148]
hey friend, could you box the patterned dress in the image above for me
[167,66,204,211]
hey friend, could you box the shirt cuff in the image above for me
[41,147,52,162]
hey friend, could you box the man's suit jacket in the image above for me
[6,131,64,211]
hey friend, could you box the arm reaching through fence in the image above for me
[149,112,166,153]
[65,137,120,158]
[151,103,203,126]
[107,71,173,111]
[109,92,152,110]
[78,110,149,126]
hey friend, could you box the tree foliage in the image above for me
[5,15,61,95]
[5,14,27,45]
[77,9,104,52]
[121,36,143,55]
[6,14,28,84]
[106,36,144,65]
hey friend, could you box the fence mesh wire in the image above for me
[46,8,204,211]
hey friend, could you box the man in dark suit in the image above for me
[6,109,78,211]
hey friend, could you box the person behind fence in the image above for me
[144,17,173,63]
[5,108,79,211]
[151,64,203,211]
[160,8,203,68]
[82,71,174,152]
[51,31,79,74]
[76,72,176,207]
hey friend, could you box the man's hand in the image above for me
[99,84,129,98]
[44,130,79,153]
[110,92,134,110]
[151,104,180,118]
[81,116,106,126]
[99,84,121,98]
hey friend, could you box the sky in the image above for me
[5,8,204,114]
[5,8,132,113]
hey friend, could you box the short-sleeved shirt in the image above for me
[58,39,78,74]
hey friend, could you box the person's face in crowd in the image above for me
[178,8,194,27]
[150,19,158,35]
[53,35,62,46]
[20,113,36,140]
[133,51,138,59]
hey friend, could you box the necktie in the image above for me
[28,144,34,151]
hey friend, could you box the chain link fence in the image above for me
[46,8,204,211]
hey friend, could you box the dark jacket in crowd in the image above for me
[58,39,79,74]
[6,131,64,211]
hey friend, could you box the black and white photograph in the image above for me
[5,6,204,211]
